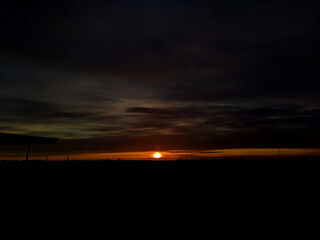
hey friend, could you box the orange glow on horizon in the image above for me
[1,149,320,161]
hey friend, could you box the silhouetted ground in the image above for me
[1,158,319,166]
[1,158,319,179]
[1,159,319,207]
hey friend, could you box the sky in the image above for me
[1,0,320,160]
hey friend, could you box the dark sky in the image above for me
[1,0,320,155]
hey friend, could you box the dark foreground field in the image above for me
[1,158,319,167]
[1,158,319,179]
[1,159,319,206]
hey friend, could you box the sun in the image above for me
[153,152,162,159]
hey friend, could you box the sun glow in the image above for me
[153,152,162,159]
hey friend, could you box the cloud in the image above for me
[0,97,57,121]
[126,106,204,117]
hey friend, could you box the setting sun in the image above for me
[153,152,162,159]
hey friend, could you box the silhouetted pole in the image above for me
[278,147,281,160]
[26,144,30,161]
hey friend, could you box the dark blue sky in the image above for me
[1,0,320,154]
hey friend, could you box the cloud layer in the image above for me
[1,0,320,154]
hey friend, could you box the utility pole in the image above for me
[26,144,30,161]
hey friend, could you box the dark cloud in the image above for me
[204,105,320,130]
[126,107,179,115]
[126,107,204,117]
[2,0,319,76]
[0,97,57,120]
[0,97,103,122]
[53,112,101,120]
